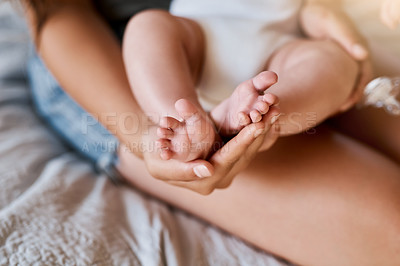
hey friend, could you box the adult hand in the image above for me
[381,0,400,29]
[300,1,374,112]
[140,115,279,195]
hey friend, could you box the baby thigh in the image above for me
[265,39,358,136]
[123,10,206,117]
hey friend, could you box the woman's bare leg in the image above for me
[332,106,400,163]
[332,42,400,163]
[117,126,400,265]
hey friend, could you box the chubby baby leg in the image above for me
[123,10,219,162]
[265,39,359,136]
[123,10,205,117]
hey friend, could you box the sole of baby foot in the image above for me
[156,99,217,162]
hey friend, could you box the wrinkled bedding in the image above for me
[1,1,399,265]
[0,3,286,265]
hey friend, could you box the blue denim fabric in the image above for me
[27,54,123,183]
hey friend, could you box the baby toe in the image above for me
[263,93,279,106]
[160,116,180,130]
[156,139,173,160]
[160,149,173,160]
[157,127,174,139]
[238,111,251,127]
[250,110,262,123]
[252,71,278,92]
[255,100,270,115]
[156,138,171,149]
[175,98,200,121]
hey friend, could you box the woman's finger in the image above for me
[214,116,280,189]
[163,115,276,194]
[381,0,400,29]
[354,60,374,100]
[144,151,215,181]
[388,0,400,29]
[166,178,216,195]
[301,4,369,61]
[326,10,369,61]
[210,106,279,168]
[141,125,216,182]
[210,121,266,167]
[338,59,374,112]
[381,0,393,28]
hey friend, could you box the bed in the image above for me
[1,1,399,265]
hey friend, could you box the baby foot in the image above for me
[211,71,279,136]
[156,99,217,162]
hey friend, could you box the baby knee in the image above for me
[312,40,359,80]
[124,9,178,40]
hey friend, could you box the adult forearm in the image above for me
[26,3,147,156]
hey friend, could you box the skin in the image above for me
[122,5,365,161]
[23,0,400,264]
[381,0,400,29]
[122,12,279,161]
[122,9,358,160]
[118,126,400,265]
[331,41,400,165]
[300,0,373,112]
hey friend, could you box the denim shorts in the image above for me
[27,1,172,183]
[27,54,124,184]
[27,0,171,183]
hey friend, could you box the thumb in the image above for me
[144,151,215,181]
[326,12,369,61]
[210,121,265,167]
[190,160,215,179]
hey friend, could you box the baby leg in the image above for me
[123,9,205,117]
[123,10,217,161]
[265,39,359,136]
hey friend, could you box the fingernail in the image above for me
[194,165,211,178]
[270,114,281,125]
[253,128,264,138]
[352,44,368,59]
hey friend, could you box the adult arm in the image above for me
[24,0,145,152]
